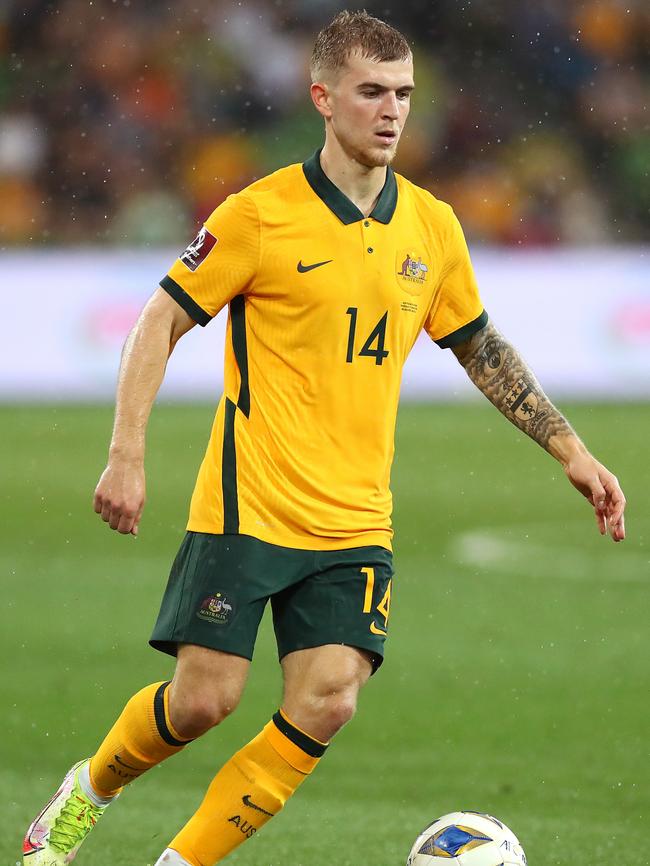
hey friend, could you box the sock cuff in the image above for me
[264,710,328,774]
[277,709,329,750]
[153,682,194,747]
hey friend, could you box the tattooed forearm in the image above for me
[452,322,578,456]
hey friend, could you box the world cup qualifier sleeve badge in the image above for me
[180,226,218,271]
[197,593,234,625]
[396,248,430,297]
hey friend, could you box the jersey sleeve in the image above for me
[424,206,488,348]
[160,192,260,326]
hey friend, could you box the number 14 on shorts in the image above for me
[361,567,392,635]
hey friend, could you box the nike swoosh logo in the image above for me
[114,754,142,771]
[242,794,274,816]
[370,621,387,636]
[297,259,333,273]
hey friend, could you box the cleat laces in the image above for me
[48,793,102,853]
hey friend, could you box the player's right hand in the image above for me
[93,460,146,536]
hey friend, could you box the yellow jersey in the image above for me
[161,150,487,551]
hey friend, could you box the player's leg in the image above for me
[280,642,373,741]
[156,545,392,866]
[23,530,266,866]
[88,529,270,795]
[157,644,371,866]
[167,644,250,736]
[22,646,249,866]
[89,645,250,796]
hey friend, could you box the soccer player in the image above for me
[23,10,626,866]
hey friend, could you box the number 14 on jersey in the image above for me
[345,307,390,366]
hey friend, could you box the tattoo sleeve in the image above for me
[452,322,577,456]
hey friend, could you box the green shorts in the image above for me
[150,532,394,672]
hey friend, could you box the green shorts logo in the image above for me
[197,593,234,625]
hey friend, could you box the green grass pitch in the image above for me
[2,401,648,865]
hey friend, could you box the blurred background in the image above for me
[1,3,649,865]
[2,0,649,246]
[1,0,649,401]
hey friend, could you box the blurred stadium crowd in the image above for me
[1,0,648,247]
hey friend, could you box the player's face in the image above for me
[324,52,414,169]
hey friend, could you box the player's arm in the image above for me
[93,288,196,536]
[451,321,626,542]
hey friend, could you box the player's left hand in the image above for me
[562,452,626,542]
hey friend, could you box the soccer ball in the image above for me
[406,811,526,865]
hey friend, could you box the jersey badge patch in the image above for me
[396,250,429,296]
[180,227,218,272]
[196,592,234,625]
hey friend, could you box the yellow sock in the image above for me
[89,681,192,798]
[169,710,328,866]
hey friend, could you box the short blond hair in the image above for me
[310,10,412,82]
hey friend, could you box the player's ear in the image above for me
[310,81,333,119]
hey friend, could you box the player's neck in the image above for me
[319,141,387,218]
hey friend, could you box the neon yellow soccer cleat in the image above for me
[23,759,113,865]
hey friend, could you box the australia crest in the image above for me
[197,592,234,625]
[396,249,430,296]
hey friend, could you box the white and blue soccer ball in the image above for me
[406,811,527,866]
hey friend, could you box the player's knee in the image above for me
[310,688,359,739]
[322,692,357,734]
[169,688,241,739]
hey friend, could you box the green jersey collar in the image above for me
[302,148,398,225]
